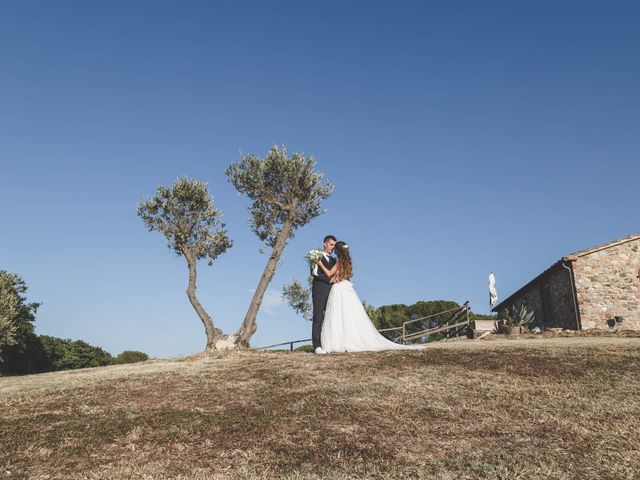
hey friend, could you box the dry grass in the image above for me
[1,337,639,479]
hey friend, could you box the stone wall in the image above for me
[572,239,640,330]
[496,265,577,329]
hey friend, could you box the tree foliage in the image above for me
[40,336,112,370]
[39,335,68,370]
[0,271,39,361]
[137,177,232,266]
[0,289,19,361]
[40,336,149,371]
[282,278,312,321]
[0,333,50,375]
[56,340,113,370]
[226,145,334,248]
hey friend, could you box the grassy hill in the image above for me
[1,337,639,479]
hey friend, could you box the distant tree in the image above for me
[138,177,232,351]
[377,303,411,328]
[226,146,333,347]
[1,333,50,375]
[39,335,70,371]
[407,300,460,320]
[377,300,493,332]
[469,312,497,320]
[41,336,146,370]
[376,301,463,328]
[56,340,113,370]
[0,271,49,374]
[114,350,149,364]
[363,301,384,329]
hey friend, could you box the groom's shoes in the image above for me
[314,347,327,355]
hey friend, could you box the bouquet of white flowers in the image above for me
[306,248,324,267]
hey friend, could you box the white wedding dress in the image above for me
[321,280,424,353]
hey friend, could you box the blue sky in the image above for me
[1,1,638,357]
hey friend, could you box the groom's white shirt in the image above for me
[312,252,331,277]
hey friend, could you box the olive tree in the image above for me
[282,277,313,321]
[226,145,333,347]
[138,177,232,350]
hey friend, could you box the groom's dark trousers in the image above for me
[311,255,336,349]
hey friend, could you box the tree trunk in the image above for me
[183,249,229,350]
[234,218,295,347]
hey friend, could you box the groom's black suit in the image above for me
[311,254,337,349]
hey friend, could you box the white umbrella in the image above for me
[489,272,498,307]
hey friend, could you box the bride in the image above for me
[316,241,424,353]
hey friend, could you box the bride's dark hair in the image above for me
[334,241,352,280]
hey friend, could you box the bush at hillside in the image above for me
[113,350,149,364]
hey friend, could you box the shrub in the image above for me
[114,350,149,364]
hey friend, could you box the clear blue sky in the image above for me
[1,1,638,358]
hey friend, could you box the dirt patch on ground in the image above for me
[1,337,639,479]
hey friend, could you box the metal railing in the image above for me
[258,301,471,350]
[377,301,471,344]
[258,338,312,351]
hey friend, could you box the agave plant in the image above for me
[513,304,535,326]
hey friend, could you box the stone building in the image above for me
[492,233,640,331]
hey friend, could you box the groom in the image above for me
[310,235,337,355]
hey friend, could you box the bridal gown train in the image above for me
[320,280,424,353]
